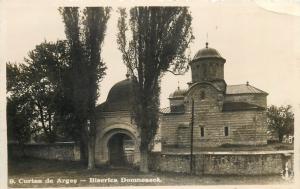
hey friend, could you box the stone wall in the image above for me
[197,110,268,146]
[149,151,293,175]
[149,153,191,173]
[8,142,81,161]
[191,59,225,82]
[162,110,267,148]
[161,113,189,147]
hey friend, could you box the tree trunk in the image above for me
[20,142,26,158]
[87,134,95,170]
[80,129,88,162]
[140,148,149,173]
[38,106,49,138]
[87,117,96,170]
[278,133,283,143]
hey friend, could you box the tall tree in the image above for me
[59,8,87,151]
[267,105,294,142]
[117,7,194,172]
[59,7,110,169]
[82,7,111,169]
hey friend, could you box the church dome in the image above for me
[169,88,187,99]
[102,78,134,112]
[192,42,225,61]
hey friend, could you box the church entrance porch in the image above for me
[107,133,135,167]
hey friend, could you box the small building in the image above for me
[95,78,140,166]
[95,43,269,166]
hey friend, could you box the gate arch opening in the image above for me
[95,125,140,166]
[107,133,135,166]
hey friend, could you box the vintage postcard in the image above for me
[0,0,299,188]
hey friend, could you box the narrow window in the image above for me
[200,91,205,100]
[200,127,204,137]
[203,63,207,75]
[224,126,229,136]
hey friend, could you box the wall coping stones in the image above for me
[159,150,294,155]
[8,142,77,146]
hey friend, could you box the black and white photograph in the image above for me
[0,0,299,188]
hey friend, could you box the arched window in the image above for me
[200,127,204,137]
[200,91,205,100]
[224,126,229,136]
[203,64,207,76]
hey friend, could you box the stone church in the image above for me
[94,43,268,166]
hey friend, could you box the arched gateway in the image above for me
[95,122,140,166]
[95,78,140,166]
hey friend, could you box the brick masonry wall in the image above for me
[195,111,268,147]
[8,142,81,161]
[169,98,184,107]
[162,110,268,148]
[191,59,225,82]
[161,113,190,147]
[149,152,294,175]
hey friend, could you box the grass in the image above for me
[7,156,292,187]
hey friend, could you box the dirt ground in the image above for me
[8,157,293,187]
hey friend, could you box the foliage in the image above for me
[7,63,35,144]
[82,7,111,119]
[117,7,194,172]
[267,105,294,142]
[6,40,71,143]
[7,96,35,144]
[83,7,111,169]
[59,7,87,139]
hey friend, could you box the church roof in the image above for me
[226,84,268,95]
[160,101,265,114]
[160,107,171,114]
[159,107,185,114]
[169,88,188,99]
[98,78,133,112]
[192,43,225,62]
[106,78,132,102]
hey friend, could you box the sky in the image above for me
[1,0,300,108]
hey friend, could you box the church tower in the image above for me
[189,42,226,91]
